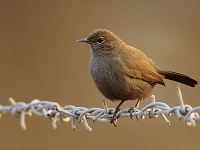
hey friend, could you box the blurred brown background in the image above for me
[0,1,200,150]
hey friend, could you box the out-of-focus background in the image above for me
[0,1,200,150]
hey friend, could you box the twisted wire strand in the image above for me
[0,86,199,131]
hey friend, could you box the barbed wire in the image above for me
[0,86,199,131]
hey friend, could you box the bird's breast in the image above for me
[89,55,123,81]
[89,55,131,100]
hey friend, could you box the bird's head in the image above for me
[77,29,125,52]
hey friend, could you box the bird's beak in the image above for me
[76,38,89,43]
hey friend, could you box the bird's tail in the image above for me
[157,70,198,87]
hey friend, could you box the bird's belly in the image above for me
[90,64,153,101]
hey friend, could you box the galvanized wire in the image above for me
[0,86,199,131]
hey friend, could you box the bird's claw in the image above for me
[128,107,139,121]
[110,117,117,127]
[128,107,134,120]
[110,107,120,127]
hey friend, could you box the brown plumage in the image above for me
[157,70,197,87]
[77,29,198,125]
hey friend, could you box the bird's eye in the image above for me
[97,37,104,44]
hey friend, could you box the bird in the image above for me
[76,29,198,126]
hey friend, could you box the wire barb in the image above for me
[0,87,199,131]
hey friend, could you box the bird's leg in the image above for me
[128,100,140,120]
[110,100,124,127]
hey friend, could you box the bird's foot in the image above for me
[110,118,117,127]
[128,107,139,121]
[110,107,120,127]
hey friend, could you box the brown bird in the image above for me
[77,29,198,126]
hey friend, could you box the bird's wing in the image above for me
[121,47,165,86]
[127,69,165,86]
